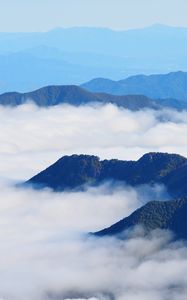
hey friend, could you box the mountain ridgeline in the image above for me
[0,85,160,110]
[0,82,187,110]
[27,152,187,198]
[82,71,187,102]
[0,25,187,92]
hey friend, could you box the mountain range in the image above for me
[26,152,187,239]
[82,71,187,101]
[1,81,187,110]
[0,25,187,93]
[3,25,187,241]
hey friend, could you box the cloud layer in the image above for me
[1,103,187,299]
[1,103,187,180]
[0,182,186,300]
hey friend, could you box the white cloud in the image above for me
[0,103,187,299]
[1,104,187,180]
[0,184,187,300]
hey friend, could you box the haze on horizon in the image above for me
[0,0,187,32]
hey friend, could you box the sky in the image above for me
[0,0,187,32]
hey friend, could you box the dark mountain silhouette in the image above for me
[0,84,186,110]
[27,152,187,198]
[27,155,101,190]
[81,71,187,102]
[95,197,187,240]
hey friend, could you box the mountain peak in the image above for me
[138,152,185,163]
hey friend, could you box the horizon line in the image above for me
[1,23,187,34]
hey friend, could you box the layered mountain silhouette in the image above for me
[95,197,187,240]
[0,25,187,92]
[0,84,186,110]
[0,51,120,93]
[82,71,187,102]
[27,152,187,198]
[1,25,187,59]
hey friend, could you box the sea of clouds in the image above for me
[1,103,187,300]
[1,103,187,180]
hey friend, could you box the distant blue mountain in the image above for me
[1,25,187,60]
[0,52,119,93]
[0,25,187,93]
[82,71,187,101]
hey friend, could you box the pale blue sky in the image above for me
[0,0,187,32]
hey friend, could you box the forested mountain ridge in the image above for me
[95,197,187,240]
[27,152,187,198]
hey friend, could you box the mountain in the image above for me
[82,78,127,95]
[0,25,187,92]
[26,152,187,239]
[1,25,187,64]
[27,152,187,198]
[81,71,187,101]
[95,197,187,240]
[94,93,160,110]
[0,84,162,110]
[0,85,99,106]
[1,83,187,110]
